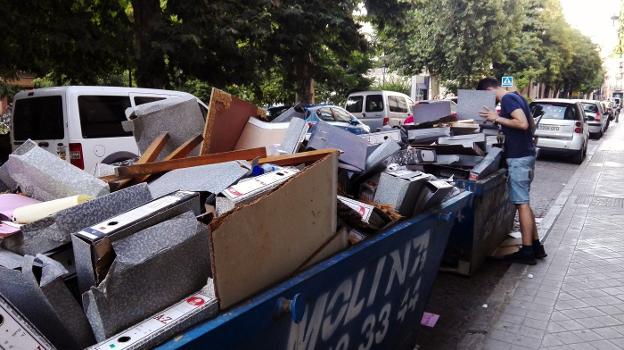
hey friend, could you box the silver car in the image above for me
[575,100,609,138]
[531,99,589,164]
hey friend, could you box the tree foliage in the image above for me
[0,0,605,104]
[378,0,604,95]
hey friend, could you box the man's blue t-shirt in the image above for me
[500,93,535,159]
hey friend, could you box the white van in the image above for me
[11,86,206,174]
[345,90,415,130]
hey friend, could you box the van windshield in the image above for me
[78,96,132,138]
[346,96,363,113]
[13,96,64,140]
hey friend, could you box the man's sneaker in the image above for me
[533,243,547,259]
[502,248,537,265]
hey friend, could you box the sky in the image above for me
[560,0,621,56]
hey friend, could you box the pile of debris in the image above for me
[0,88,503,349]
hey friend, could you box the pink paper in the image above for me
[0,221,21,237]
[420,312,440,328]
[0,194,40,220]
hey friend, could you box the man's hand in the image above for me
[479,106,498,122]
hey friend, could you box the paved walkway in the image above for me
[483,121,624,350]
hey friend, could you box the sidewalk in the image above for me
[482,121,624,350]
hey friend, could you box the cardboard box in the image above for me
[374,169,432,216]
[413,180,455,214]
[72,191,201,293]
[209,151,342,309]
[307,122,370,171]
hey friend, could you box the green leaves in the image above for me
[378,0,604,95]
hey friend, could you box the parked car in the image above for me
[304,105,370,135]
[266,104,292,121]
[530,99,589,164]
[345,90,415,130]
[11,86,207,175]
[574,99,609,138]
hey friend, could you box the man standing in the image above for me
[477,77,546,265]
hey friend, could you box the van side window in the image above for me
[78,96,132,138]
[13,96,64,140]
[134,96,166,106]
[388,96,408,113]
[346,96,363,113]
[366,95,384,112]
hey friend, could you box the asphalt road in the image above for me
[411,131,605,350]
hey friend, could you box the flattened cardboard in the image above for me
[359,129,402,145]
[210,152,340,309]
[412,101,452,123]
[407,127,451,143]
[5,140,109,201]
[147,161,250,198]
[126,98,205,160]
[307,122,370,171]
[470,147,503,180]
[457,89,496,121]
[200,88,266,154]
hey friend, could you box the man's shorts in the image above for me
[506,155,536,205]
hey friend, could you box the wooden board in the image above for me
[199,88,266,155]
[258,149,339,167]
[112,132,169,189]
[115,147,267,177]
[132,134,203,184]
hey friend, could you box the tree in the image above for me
[559,30,604,96]
[262,0,371,104]
[0,0,133,84]
[492,0,544,90]
[379,0,510,91]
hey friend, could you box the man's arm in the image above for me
[479,107,529,130]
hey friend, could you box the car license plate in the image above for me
[540,125,559,131]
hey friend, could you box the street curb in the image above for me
[457,138,602,350]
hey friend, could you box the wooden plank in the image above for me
[258,149,339,167]
[115,147,267,177]
[132,134,203,184]
[137,132,170,164]
[110,132,170,190]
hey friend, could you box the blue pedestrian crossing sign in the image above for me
[501,76,513,87]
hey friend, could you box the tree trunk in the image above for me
[131,0,168,88]
[295,54,315,104]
